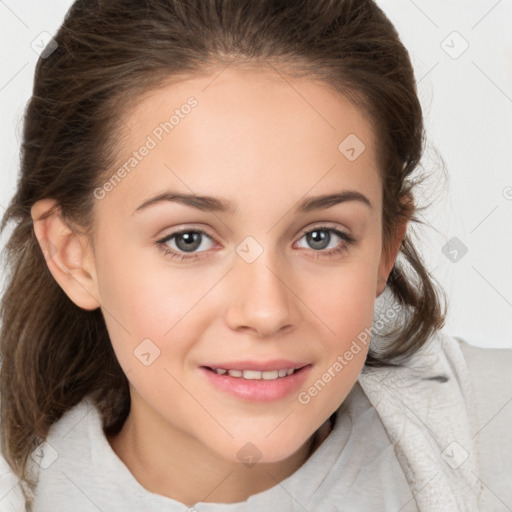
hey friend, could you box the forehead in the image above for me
[121,66,375,152]
[99,66,381,219]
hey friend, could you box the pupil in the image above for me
[176,232,201,252]
[308,230,329,250]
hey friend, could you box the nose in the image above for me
[224,253,299,338]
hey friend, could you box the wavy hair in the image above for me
[0,0,446,504]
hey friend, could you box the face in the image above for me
[72,66,394,464]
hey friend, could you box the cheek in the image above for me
[296,264,377,415]
[301,257,378,384]
[305,258,379,334]
[94,240,219,371]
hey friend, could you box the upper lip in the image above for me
[201,360,311,371]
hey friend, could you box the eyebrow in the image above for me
[133,190,372,216]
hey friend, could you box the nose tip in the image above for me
[239,317,294,339]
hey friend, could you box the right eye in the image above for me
[156,228,217,261]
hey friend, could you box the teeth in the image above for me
[242,370,263,380]
[213,367,297,380]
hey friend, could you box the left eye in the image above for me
[296,227,352,251]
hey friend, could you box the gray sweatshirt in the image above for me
[1,333,511,511]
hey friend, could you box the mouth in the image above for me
[202,365,306,380]
[198,363,312,402]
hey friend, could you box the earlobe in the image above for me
[31,198,100,311]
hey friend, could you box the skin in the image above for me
[31,65,409,505]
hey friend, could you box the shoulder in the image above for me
[0,441,27,511]
[361,329,512,510]
[452,334,512,420]
[0,396,100,512]
[0,395,28,511]
[455,335,512,383]
[451,335,512,510]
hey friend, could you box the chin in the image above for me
[212,434,310,467]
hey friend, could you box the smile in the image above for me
[207,368,297,379]
[199,364,312,402]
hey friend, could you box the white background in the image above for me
[0,0,511,349]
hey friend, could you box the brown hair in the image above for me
[0,0,446,503]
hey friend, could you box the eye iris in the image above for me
[307,230,330,250]
[175,232,202,252]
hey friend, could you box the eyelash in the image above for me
[155,225,356,262]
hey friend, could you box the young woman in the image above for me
[1,1,511,510]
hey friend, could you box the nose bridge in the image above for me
[225,237,298,336]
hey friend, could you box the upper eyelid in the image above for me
[158,227,214,244]
[157,223,353,246]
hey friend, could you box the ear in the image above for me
[376,196,413,297]
[31,198,100,310]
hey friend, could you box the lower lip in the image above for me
[199,365,312,403]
